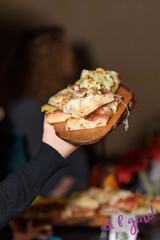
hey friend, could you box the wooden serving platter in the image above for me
[51,215,108,227]
[53,85,137,145]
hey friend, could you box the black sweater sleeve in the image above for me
[0,142,66,229]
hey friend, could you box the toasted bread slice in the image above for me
[46,110,70,124]
[65,116,108,131]
[64,93,115,117]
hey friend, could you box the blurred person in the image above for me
[4,26,90,197]
[5,26,75,159]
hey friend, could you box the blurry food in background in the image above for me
[88,187,118,205]
[17,136,160,223]
[19,187,160,221]
[62,192,100,218]
[109,189,145,211]
[19,196,69,220]
[148,197,160,213]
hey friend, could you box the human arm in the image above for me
[0,116,77,229]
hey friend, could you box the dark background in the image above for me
[0,0,160,159]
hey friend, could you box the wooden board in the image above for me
[53,85,137,145]
[51,215,108,227]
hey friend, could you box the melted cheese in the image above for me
[63,93,115,117]
[105,100,119,113]
[79,69,118,91]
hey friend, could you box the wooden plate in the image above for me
[53,85,137,145]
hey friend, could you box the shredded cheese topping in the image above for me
[79,69,118,91]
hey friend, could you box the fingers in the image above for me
[42,114,78,158]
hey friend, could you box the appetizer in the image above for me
[41,68,122,131]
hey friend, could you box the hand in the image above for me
[42,115,78,158]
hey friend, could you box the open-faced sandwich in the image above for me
[41,68,137,144]
[41,68,122,131]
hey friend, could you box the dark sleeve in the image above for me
[0,142,66,229]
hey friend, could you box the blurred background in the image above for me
[1,1,160,239]
[0,0,160,159]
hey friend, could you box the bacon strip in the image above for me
[84,106,112,122]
